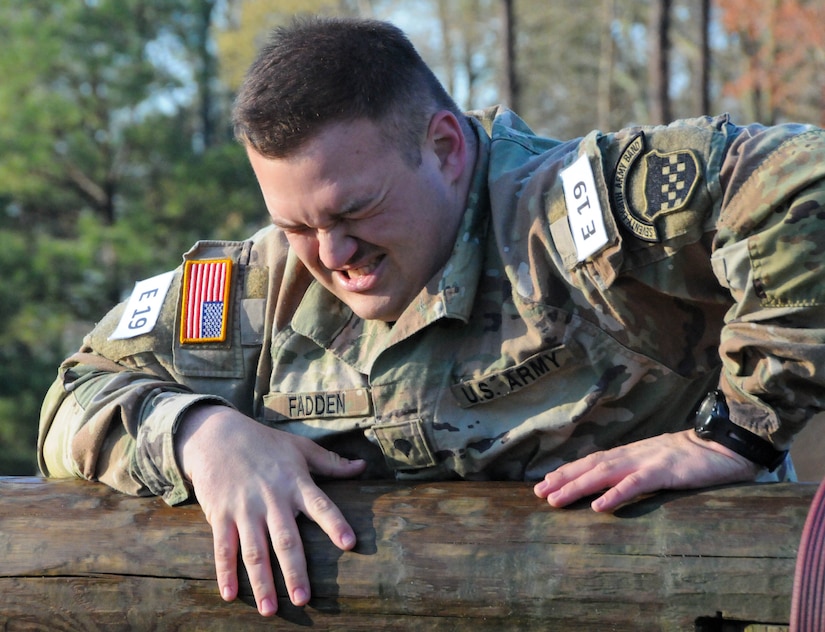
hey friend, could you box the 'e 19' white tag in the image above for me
[560,154,609,261]
[109,270,175,340]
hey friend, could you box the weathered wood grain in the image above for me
[0,477,814,630]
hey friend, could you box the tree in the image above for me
[500,0,520,112]
[0,2,192,229]
[596,0,617,130]
[716,0,825,124]
[0,0,263,474]
[513,0,654,135]
[214,0,348,92]
[697,0,711,116]
[648,0,672,124]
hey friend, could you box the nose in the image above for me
[316,225,357,270]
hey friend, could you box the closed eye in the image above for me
[271,218,311,234]
[270,193,385,233]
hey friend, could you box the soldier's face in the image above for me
[247,115,469,322]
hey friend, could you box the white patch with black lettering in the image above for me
[561,154,609,261]
[110,271,175,340]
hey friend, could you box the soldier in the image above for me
[38,16,825,617]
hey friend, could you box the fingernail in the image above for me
[260,597,276,616]
[342,532,355,548]
[293,588,308,605]
[221,585,233,601]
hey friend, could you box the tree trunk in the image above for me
[698,0,711,115]
[196,0,217,150]
[500,0,520,112]
[597,0,616,130]
[648,0,672,124]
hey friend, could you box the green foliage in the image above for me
[0,0,263,474]
[0,1,192,230]
[0,230,89,474]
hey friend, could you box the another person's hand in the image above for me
[175,405,367,616]
[533,429,760,512]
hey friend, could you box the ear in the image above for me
[426,110,467,184]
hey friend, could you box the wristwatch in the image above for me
[692,390,787,472]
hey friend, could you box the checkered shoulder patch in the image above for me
[644,149,699,214]
[612,131,702,242]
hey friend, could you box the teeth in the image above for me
[346,259,379,278]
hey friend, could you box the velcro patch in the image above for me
[561,153,610,261]
[645,149,699,214]
[180,259,232,344]
[373,419,437,470]
[451,346,573,408]
[264,388,372,420]
[109,270,175,340]
[612,132,700,242]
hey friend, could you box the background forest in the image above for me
[1,0,824,475]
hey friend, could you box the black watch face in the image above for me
[694,393,719,435]
[695,416,713,435]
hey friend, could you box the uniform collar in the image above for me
[399,123,491,330]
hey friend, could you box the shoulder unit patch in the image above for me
[644,149,699,215]
[180,258,232,344]
[612,132,700,242]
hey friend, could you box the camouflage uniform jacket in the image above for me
[38,107,825,505]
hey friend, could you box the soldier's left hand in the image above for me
[533,429,761,512]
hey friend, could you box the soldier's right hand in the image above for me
[174,405,367,616]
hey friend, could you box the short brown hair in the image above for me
[232,16,463,165]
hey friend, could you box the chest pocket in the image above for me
[263,326,373,424]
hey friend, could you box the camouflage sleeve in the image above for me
[38,353,230,505]
[567,114,825,453]
[38,232,278,504]
[712,122,825,449]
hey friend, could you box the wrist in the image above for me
[174,404,233,482]
[691,391,787,472]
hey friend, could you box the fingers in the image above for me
[304,440,368,480]
[259,479,357,613]
[265,513,309,610]
[239,522,280,616]
[297,440,364,549]
[211,520,240,603]
[590,472,654,512]
[533,430,763,514]
[299,445,363,552]
[532,435,682,512]
[210,506,308,616]
[209,510,280,616]
[205,476,356,616]
[534,451,645,512]
[253,484,354,614]
[188,421,365,617]
[298,480,358,552]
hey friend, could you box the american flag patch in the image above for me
[180,258,232,344]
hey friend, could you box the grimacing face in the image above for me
[247,114,470,322]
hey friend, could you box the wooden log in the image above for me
[0,476,815,631]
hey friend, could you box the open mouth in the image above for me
[335,254,386,291]
[345,258,381,278]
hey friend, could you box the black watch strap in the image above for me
[693,391,788,472]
